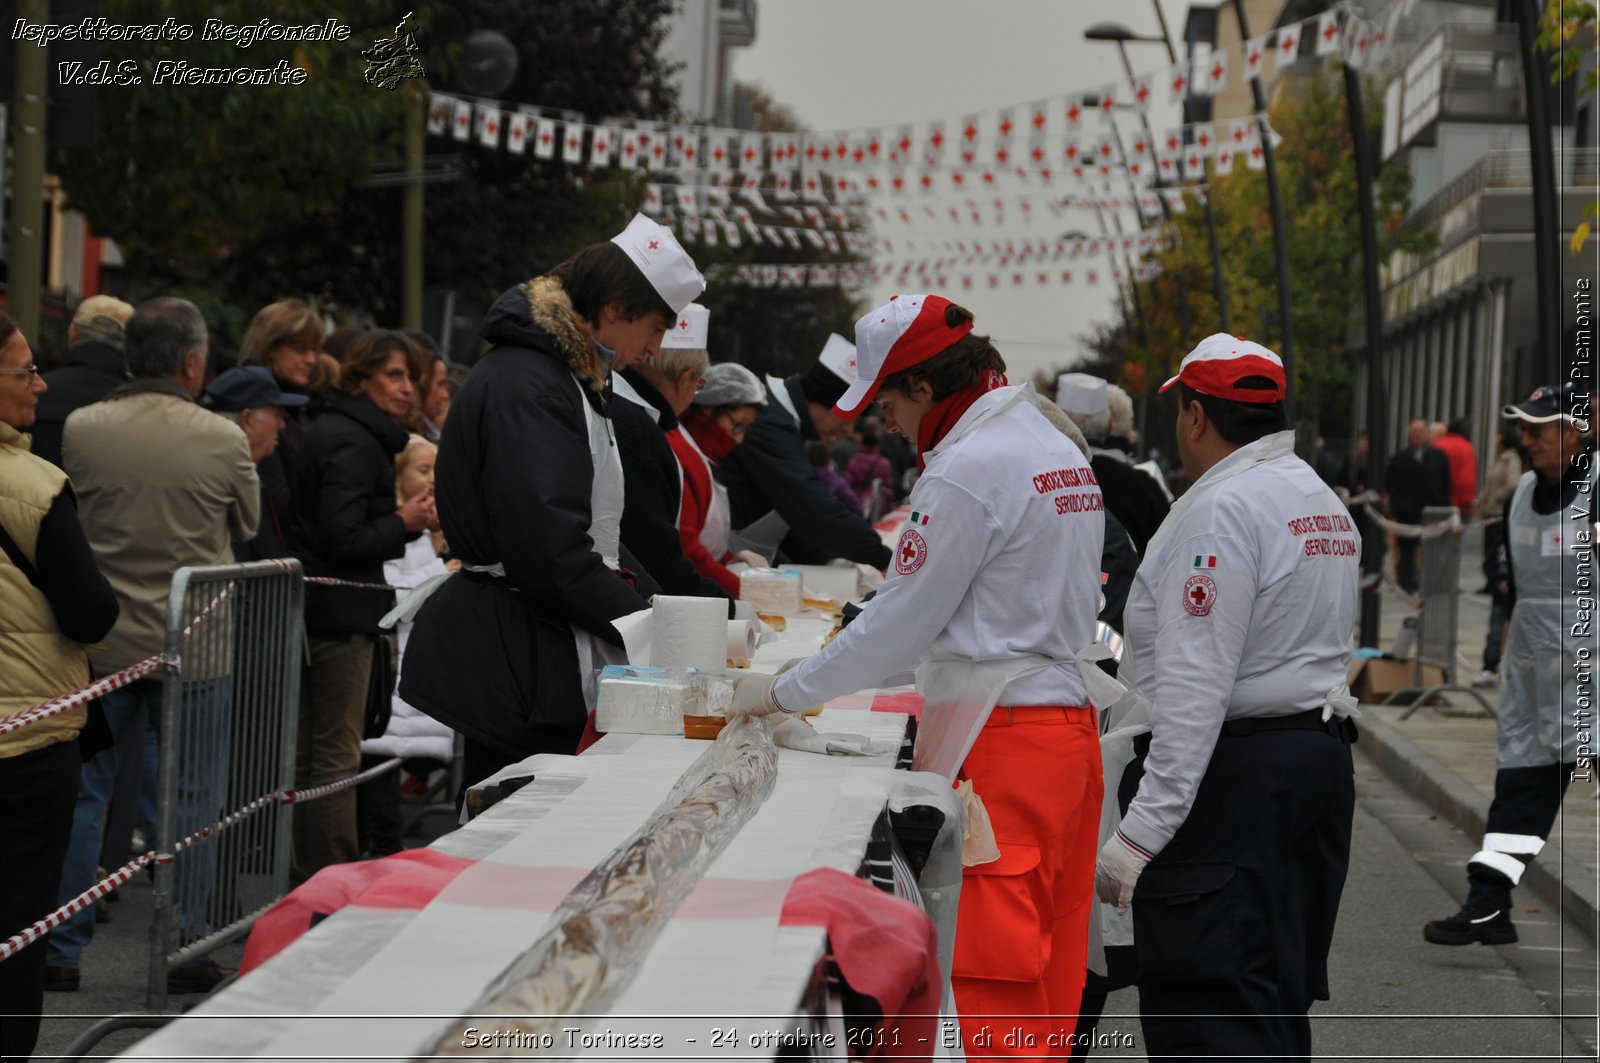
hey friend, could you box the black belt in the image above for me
[1220,708,1356,744]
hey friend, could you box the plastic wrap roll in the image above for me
[649,596,727,671]
[425,715,779,1058]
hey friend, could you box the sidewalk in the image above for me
[1355,522,1598,941]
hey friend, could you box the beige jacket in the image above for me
[64,381,259,672]
[0,421,92,756]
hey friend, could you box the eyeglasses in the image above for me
[0,365,41,380]
[1518,422,1549,439]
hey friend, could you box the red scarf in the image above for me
[682,407,738,461]
[915,370,1007,469]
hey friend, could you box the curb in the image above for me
[1356,707,1598,944]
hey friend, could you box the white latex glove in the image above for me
[734,550,772,570]
[1095,832,1151,913]
[1320,682,1362,723]
[729,672,784,716]
[771,715,875,756]
[776,657,805,676]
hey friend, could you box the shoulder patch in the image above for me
[1183,573,1217,617]
[895,528,928,575]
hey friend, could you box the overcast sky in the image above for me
[729,0,1196,385]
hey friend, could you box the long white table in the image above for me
[122,614,953,1062]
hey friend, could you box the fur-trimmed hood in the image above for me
[480,275,607,394]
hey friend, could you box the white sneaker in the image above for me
[1472,670,1498,688]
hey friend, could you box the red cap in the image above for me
[1158,333,1285,404]
[836,294,975,417]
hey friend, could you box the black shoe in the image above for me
[42,965,80,992]
[166,960,230,994]
[1424,905,1518,946]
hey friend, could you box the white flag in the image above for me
[1204,50,1228,93]
[705,131,730,172]
[452,100,472,141]
[1315,11,1342,56]
[1169,61,1192,103]
[506,113,529,155]
[1244,35,1267,79]
[562,123,585,164]
[924,119,947,163]
[427,95,450,135]
[477,106,501,149]
[589,125,616,166]
[534,117,558,159]
[1275,24,1302,67]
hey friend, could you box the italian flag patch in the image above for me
[1193,554,1217,568]
[909,511,930,526]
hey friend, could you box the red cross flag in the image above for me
[452,100,472,141]
[706,132,729,172]
[1133,76,1154,111]
[1206,50,1228,93]
[644,185,663,214]
[891,124,914,163]
[1194,122,1214,153]
[1276,23,1302,64]
[1183,146,1204,179]
[427,96,450,135]
[507,114,529,156]
[962,113,980,145]
[925,120,947,162]
[1244,36,1266,79]
[1099,88,1117,120]
[1065,97,1084,132]
[478,106,501,149]
[1215,143,1235,173]
[1315,10,1342,55]
[1170,63,1189,103]
[534,117,557,159]
[1130,131,1150,159]
[562,123,586,164]
[1346,19,1371,69]
[738,136,759,171]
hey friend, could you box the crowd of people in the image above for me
[0,208,1591,1062]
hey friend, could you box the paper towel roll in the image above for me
[650,596,728,671]
[726,619,759,661]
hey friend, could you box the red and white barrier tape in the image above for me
[0,655,168,737]
[0,757,406,963]
[1346,492,1501,536]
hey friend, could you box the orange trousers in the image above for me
[952,706,1103,1060]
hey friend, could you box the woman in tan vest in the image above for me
[0,311,118,1055]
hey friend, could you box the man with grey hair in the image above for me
[1056,372,1170,553]
[47,297,259,995]
[31,294,135,468]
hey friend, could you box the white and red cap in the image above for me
[817,333,857,383]
[836,294,975,417]
[610,213,706,314]
[1158,333,1285,404]
[660,303,710,349]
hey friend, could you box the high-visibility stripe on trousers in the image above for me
[1466,762,1575,911]
[951,706,1102,1059]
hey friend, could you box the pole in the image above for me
[1149,2,1230,332]
[1344,60,1388,646]
[1230,0,1295,414]
[402,81,425,331]
[1510,0,1562,384]
[11,0,49,341]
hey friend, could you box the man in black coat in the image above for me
[1384,418,1452,592]
[401,216,705,789]
[31,295,134,469]
[720,336,893,569]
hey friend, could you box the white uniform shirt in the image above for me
[1118,430,1359,856]
[773,387,1104,711]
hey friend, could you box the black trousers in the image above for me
[1395,536,1421,592]
[0,741,80,1061]
[1133,725,1355,1063]
[1466,762,1576,911]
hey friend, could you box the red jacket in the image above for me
[1433,432,1478,516]
[665,427,741,596]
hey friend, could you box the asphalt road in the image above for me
[29,747,1600,1061]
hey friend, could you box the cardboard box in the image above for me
[1347,657,1447,702]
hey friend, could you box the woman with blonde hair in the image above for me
[240,300,326,561]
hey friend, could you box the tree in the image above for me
[1537,0,1598,251]
[1081,65,1433,444]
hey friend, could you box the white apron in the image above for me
[1498,467,1596,768]
[907,386,1064,781]
[573,376,629,709]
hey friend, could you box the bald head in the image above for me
[1407,419,1428,447]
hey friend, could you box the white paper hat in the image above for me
[610,213,705,314]
[1055,372,1109,416]
[660,303,710,349]
[818,333,858,384]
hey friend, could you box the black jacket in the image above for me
[247,376,311,562]
[400,277,649,757]
[32,341,129,469]
[1384,444,1451,523]
[612,368,731,603]
[289,392,409,635]
[1088,452,1170,555]
[720,375,893,569]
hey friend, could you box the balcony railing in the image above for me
[1385,24,1527,157]
[1406,147,1599,239]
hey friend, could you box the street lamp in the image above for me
[1083,20,1229,338]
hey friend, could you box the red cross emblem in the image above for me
[999,117,1014,137]
[995,147,1009,164]
[1061,271,1072,283]
[1172,72,1187,95]
[1160,157,1174,172]
[1281,33,1297,56]
[652,143,665,160]
[511,124,524,143]
[567,135,579,151]
[921,174,933,189]
[1039,167,1053,180]
[820,145,833,162]
[1136,82,1151,105]
[867,175,880,189]
[1065,143,1080,161]
[743,145,756,162]
[805,142,817,160]
[892,174,905,191]
[895,529,928,574]
[1249,48,1261,67]
[899,134,912,153]
[486,117,499,135]
[853,145,866,163]
[1067,101,1082,123]
[1323,20,1338,43]
[683,144,696,160]
[952,171,965,186]
[1251,144,1263,161]
[1184,574,1217,616]
[540,130,553,146]
[1031,146,1045,163]
[648,240,660,251]
[868,137,881,157]
[1033,110,1046,130]
[964,122,978,141]
[1197,128,1212,149]
[1101,95,1115,114]
[622,139,634,157]
[1211,61,1225,81]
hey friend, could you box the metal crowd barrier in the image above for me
[147,560,304,1011]
[1384,506,1495,719]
